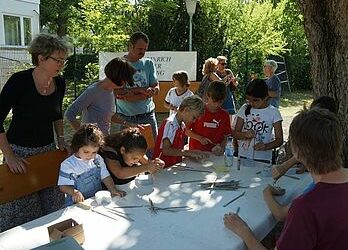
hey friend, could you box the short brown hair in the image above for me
[71,124,104,153]
[206,81,226,102]
[104,57,136,86]
[129,31,149,46]
[172,70,189,86]
[28,33,70,66]
[289,108,342,174]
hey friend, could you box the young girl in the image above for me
[233,79,283,163]
[58,124,126,206]
[100,128,165,185]
[164,70,194,116]
[153,95,208,167]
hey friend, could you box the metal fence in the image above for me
[0,46,31,91]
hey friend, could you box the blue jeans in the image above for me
[60,164,102,206]
[118,111,158,141]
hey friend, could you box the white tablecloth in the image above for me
[0,156,311,250]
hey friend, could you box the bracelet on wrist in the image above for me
[57,135,65,139]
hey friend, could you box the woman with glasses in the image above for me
[216,55,238,122]
[0,33,70,232]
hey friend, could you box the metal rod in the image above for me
[236,206,240,215]
[173,179,205,184]
[189,15,193,51]
[284,174,300,180]
[223,191,246,207]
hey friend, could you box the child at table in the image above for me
[233,79,283,163]
[58,124,126,206]
[264,96,339,222]
[100,128,165,185]
[224,108,348,250]
[153,95,208,167]
[187,81,232,155]
[164,70,194,116]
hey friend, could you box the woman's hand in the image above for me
[6,154,29,174]
[57,137,67,151]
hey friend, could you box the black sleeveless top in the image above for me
[100,150,136,185]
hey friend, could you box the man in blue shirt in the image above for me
[114,32,159,140]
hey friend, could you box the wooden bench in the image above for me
[0,150,68,205]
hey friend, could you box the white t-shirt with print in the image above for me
[165,87,194,116]
[58,154,110,186]
[236,104,283,162]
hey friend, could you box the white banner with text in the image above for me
[99,51,197,81]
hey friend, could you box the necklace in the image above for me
[40,80,52,94]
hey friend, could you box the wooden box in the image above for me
[47,219,85,245]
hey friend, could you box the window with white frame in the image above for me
[4,15,32,46]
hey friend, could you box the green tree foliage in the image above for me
[40,0,79,37]
[68,0,134,52]
[39,0,310,90]
[278,0,311,90]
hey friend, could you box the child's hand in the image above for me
[223,212,252,238]
[148,158,165,173]
[111,189,127,198]
[153,158,165,168]
[199,137,213,145]
[244,130,255,139]
[170,104,178,111]
[186,150,209,160]
[72,190,84,203]
[254,142,266,151]
[263,185,273,197]
[272,164,287,180]
[211,144,223,156]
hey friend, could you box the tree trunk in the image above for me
[297,0,348,168]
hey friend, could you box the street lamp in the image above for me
[185,0,197,51]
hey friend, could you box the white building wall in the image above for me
[0,0,40,89]
[0,0,40,46]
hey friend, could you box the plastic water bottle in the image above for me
[224,136,234,167]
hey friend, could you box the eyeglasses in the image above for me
[48,56,66,65]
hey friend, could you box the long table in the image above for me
[0,156,311,250]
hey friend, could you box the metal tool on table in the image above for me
[173,179,206,184]
[201,180,246,191]
[148,198,191,214]
[172,165,213,173]
[223,191,246,207]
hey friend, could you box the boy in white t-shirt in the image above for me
[233,79,283,163]
[164,70,194,116]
